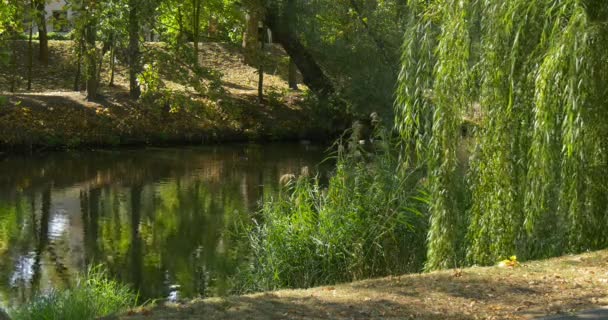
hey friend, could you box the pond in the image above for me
[0,143,330,308]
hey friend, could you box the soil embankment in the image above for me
[0,41,339,150]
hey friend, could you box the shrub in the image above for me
[16,32,72,41]
[10,266,137,320]
[238,121,429,292]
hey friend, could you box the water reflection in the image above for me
[0,144,328,307]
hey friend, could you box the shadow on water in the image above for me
[0,143,330,307]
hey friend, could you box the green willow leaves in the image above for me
[396,0,608,269]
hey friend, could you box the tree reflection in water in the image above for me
[0,143,328,307]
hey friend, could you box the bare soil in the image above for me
[117,250,608,320]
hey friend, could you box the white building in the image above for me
[33,0,74,34]
[31,0,158,41]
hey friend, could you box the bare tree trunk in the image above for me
[74,37,84,91]
[258,42,264,102]
[28,3,35,91]
[192,0,201,67]
[243,9,260,65]
[177,6,184,52]
[288,57,298,90]
[35,0,49,65]
[265,1,335,97]
[97,55,103,87]
[128,0,141,98]
[9,34,17,93]
[98,38,110,85]
[85,22,98,100]
[109,40,116,86]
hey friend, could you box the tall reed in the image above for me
[239,122,429,292]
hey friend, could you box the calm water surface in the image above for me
[0,144,328,308]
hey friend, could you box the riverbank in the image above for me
[117,250,608,320]
[0,41,343,151]
[0,90,335,151]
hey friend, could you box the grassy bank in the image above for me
[116,250,608,320]
[0,41,342,151]
[9,267,136,320]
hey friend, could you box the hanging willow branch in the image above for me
[397,0,608,269]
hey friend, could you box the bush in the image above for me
[10,267,137,320]
[47,31,72,41]
[238,121,429,292]
[17,32,72,41]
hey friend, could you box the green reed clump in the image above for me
[242,124,428,291]
[10,266,137,320]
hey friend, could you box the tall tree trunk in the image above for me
[128,0,141,98]
[109,40,116,86]
[243,8,260,65]
[27,3,35,91]
[192,0,201,67]
[35,0,49,65]
[265,2,335,97]
[85,22,98,100]
[97,40,112,83]
[97,56,103,86]
[74,36,84,91]
[177,6,184,52]
[258,38,264,102]
[288,57,298,90]
[9,32,17,93]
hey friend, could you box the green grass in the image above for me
[10,266,137,320]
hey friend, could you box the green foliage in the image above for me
[0,0,22,36]
[240,123,428,291]
[396,0,608,269]
[137,62,205,116]
[15,31,74,41]
[138,63,164,98]
[158,0,243,44]
[292,0,408,119]
[10,266,137,320]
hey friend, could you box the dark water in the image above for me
[0,144,328,308]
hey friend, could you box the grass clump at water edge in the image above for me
[236,121,429,292]
[10,266,137,320]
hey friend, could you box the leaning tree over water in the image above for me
[396,0,608,270]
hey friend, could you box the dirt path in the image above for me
[538,307,608,319]
[114,250,608,320]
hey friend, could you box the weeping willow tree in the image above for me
[397,0,608,270]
